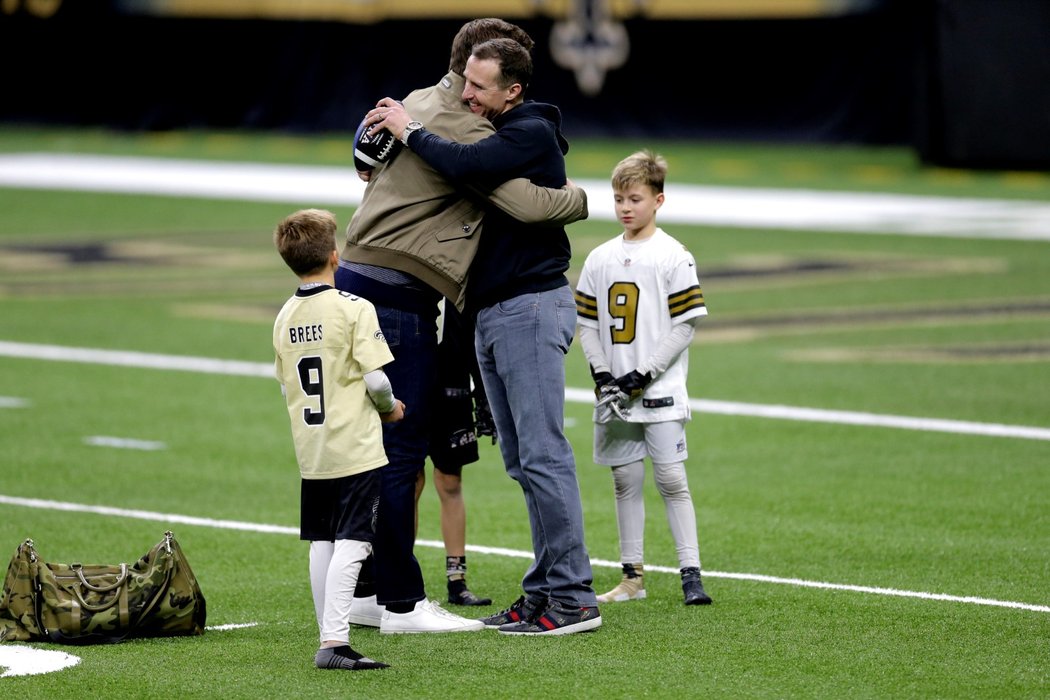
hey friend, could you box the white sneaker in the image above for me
[348,595,384,628]
[379,599,485,634]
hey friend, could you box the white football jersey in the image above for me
[575,228,706,423]
[273,286,394,479]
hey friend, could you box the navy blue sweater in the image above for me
[408,101,573,313]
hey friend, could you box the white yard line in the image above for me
[2,153,1050,239]
[0,494,1046,615]
[3,340,1048,441]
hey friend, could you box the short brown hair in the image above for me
[611,150,668,194]
[449,17,534,75]
[472,37,533,91]
[274,208,337,276]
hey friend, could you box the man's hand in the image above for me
[366,97,411,141]
[614,370,653,401]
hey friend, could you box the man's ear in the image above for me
[506,82,523,104]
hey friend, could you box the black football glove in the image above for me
[473,395,497,444]
[614,370,653,401]
[591,369,616,400]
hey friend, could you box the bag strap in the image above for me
[72,562,128,593]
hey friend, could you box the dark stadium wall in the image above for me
[1,0,1047,167]
[1,1,917,144]
[914,0,1050,169]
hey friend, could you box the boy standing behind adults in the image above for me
[337,19,588,634]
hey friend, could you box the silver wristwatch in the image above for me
[400,121,424,146]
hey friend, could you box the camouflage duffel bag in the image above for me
[0,530,206,644]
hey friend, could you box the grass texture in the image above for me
[0,127,1047,698]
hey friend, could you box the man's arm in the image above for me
[364,99,586,225]
[473,178,587,225]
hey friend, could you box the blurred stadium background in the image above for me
[3,0,1048,169]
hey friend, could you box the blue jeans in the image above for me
[474,285,597,609]
[336,267,436,607]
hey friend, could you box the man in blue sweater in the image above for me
[366,37,600,636]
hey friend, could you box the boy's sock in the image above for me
[315,645,389,671]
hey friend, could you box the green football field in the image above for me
[0,126,1047,698]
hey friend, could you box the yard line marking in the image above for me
[3,340,1048,441]
[84,435,167,451]
[2,494,1046,615]
[0,494,297,535]
[0,341,272,378]
[0,396,29,408]
[2,153,1050,240]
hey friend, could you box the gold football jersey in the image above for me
[273,286,394,479]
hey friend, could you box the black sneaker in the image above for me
[478,595,545,629]
[448,578,492,606]
[681,567,713,605]
[498,601,602,636]
[314,645,389,671]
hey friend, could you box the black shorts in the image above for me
[299,469,381,542]
[428,386,479,475]
[428,301,479,474]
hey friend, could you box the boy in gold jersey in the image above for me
[273,208,404,671]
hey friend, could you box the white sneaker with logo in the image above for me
[379,599,485,634]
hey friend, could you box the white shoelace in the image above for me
[422,600,467,621]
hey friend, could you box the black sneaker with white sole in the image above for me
[498,601,602,636]
[478,595,545,628]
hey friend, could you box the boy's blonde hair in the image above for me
[611,150,667,194]
[274,208,338,276]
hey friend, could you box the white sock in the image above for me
[309,541,335,634]
[653,461,701,570]
[320,539,371,643]
[611,460,646,563]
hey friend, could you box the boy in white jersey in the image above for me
[574,151,713,606]
[273,208,405,670]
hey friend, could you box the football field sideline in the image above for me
[0,494,1046,616]
[2,340,1048,441]
[2,153,1050,240]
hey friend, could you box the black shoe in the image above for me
[681,567,713,605]
[478,595,545,629]
[315,645,389,671]
[448,578,492,606]
[498,600,602,636]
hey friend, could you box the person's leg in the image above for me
[319,540,370,646]
[645,421,712,605]
[612,460,647,564]
[645,422,700,570]
[434,468,492,606]
[475,302,549,607]
[595,460,648,603]
[309,540,334,634]
[433,469,465,554]
[478,286,597,610]
[414,469,425,539]
[368,303,434,609]
[311,471,389,670]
